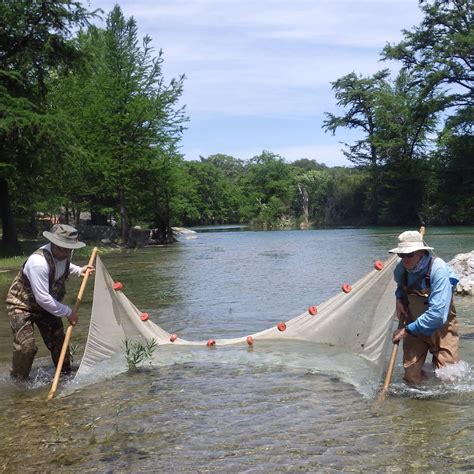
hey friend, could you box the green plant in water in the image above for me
[123,338,157,370]
[69,343,79,365]
[84,416,101,445]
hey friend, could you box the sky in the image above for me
[85,0,423,167]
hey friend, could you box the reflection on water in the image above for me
[0,227,473,471]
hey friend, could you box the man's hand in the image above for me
[81,264,95,276]
[395,299,407,321]
[392,327,408,343]
[67,311,78,326]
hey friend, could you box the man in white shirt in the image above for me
[6,224,94,380]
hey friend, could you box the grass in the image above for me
[0,255,26,269]
[0,243,117,270]
[0,243,118,286]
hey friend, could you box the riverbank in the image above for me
[0,245,115,268]
[0,245,121,287]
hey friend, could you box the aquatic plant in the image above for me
[85,416,101,445]
[69,343,78,365]
[122,338,157,370]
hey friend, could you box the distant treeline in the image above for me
[1,1,472,253]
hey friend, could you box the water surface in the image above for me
[0,227,473,471]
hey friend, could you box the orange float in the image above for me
[140,312,149,322]
[308,305,318,315]
[206,339,216,347]
[246,335,254,345]
[113,281,123,291]
[342,283,352,293]
[277,322,287,332]
[170,334,178,343]
[374,260,384,271]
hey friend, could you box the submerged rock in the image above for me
[448,250,474,295]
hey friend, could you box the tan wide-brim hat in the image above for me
[389,230,433,254]
[43,224,86,249]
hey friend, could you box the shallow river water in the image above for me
[0,227,473,472]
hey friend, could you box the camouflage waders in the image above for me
[6,249,71,380]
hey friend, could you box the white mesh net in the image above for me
[73,255,397,388]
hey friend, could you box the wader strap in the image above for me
[402,256,436,297]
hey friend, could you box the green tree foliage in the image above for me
[181,161,234,225]
[382,0,473,225]
[50,6,187,244]
[292,158,328,171]
[94,7,186,243]
[323,69,446,225]
[325,169,368,225]
[432,119,474,224]
[0,0,93,253]
[294,169,330,225]
[293,167,368,226]
[323,71,390,167]
[323,70,391,223]
[202,153,246,180]
[2,0,472,246]
[383,0,473,111]
[241,151,298,228]
[372,71,444,224]
[323,0,473,225]
[176,154,257,226]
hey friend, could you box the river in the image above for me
[0,227,473,472]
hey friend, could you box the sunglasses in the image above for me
[397,252,416,259]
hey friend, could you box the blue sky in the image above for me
[86,0,422,167]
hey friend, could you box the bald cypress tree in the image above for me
[0,0,92,254]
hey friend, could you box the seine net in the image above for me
[74,255,397,386]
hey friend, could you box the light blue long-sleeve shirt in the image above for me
[394,254,458,336]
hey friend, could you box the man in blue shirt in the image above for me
[390,230,460,384]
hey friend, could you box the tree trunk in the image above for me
[298,183,309,227]
[119,189,130,245]
[152,187,175,245]
[0,178,21,254]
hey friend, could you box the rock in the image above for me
[172,227,197,235]
[448,251,474,296]
[172,227,198,240]
[77,224,119,244]
[128,227,150,248]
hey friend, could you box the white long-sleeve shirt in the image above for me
[23,244,82,318]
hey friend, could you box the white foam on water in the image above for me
[435,359,471,383]
[390,360,473,399]
[28,366,55,389]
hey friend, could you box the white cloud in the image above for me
[87,0,423,165]
[116,0,421,48]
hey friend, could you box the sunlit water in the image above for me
[0,227,473,472]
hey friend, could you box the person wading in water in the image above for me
[390,230,460,384]
[6,224,94,380]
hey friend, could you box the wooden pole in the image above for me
[375,226,425,404]
[47,247,98,400]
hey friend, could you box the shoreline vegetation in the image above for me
[0,242,117,271]
[2,223,473,264]
[1,2,472,256]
